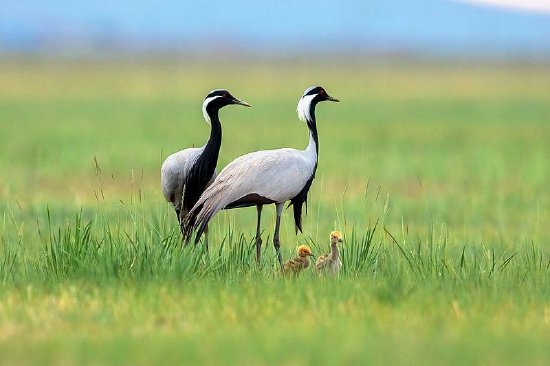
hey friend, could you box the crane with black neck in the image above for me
[161,89,250,244]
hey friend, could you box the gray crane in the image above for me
[183,86,338,265]
[161,89,250,243]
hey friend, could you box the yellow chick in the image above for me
[315,231,343,274]
[282,245,314,274]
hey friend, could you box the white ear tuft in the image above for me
[297,94,316,123]
[202,96,222,125]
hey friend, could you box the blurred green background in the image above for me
[1,60,548,244]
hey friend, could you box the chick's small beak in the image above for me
[309,252,315,257]
[233,98,251,107]
[326,95,339,102]
[338,238,343,243]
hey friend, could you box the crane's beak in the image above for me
[326,95,339,102]
[233,98,251,107]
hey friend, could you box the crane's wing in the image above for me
[160,147,203,210]
[212,148,315,203]
[183,148,316,243]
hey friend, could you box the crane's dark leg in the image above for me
[204,224,209,252]
[255,205,263,264]
[273,203,284,268]
[175,208,184,235]
[175,208,181,224]
[177,208,191,246]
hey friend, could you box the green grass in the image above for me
[0,59,549,365]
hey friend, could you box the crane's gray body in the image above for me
[160,89,250,229]
[161,145,216,215]
[188,135,317,225]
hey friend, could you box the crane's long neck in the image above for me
[290,97,320,233]
[203,107,222,163]
[181,106,222,213]
[304,105,319,160]
[330,242,340,262]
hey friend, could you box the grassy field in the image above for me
[0,58,549,365]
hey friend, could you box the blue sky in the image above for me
[1,0,550,58]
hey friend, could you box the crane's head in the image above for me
[297,244,314,258]
[202,89,251,124]
[330,231,343,244]
[297,86,339,123]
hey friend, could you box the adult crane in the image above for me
[161,89,250,243]
[183,86,338,265]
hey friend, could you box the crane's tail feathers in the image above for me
[290,198,308,234]
[182,187,228,245]
[191,204,221,244]
[182,203,201,244]
[292,202,303,234]
[194,219,209,245]
[289,172,314,234]
[285,200,302,233]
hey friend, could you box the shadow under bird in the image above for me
[183,86,339,266]
[161,90,250,243]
